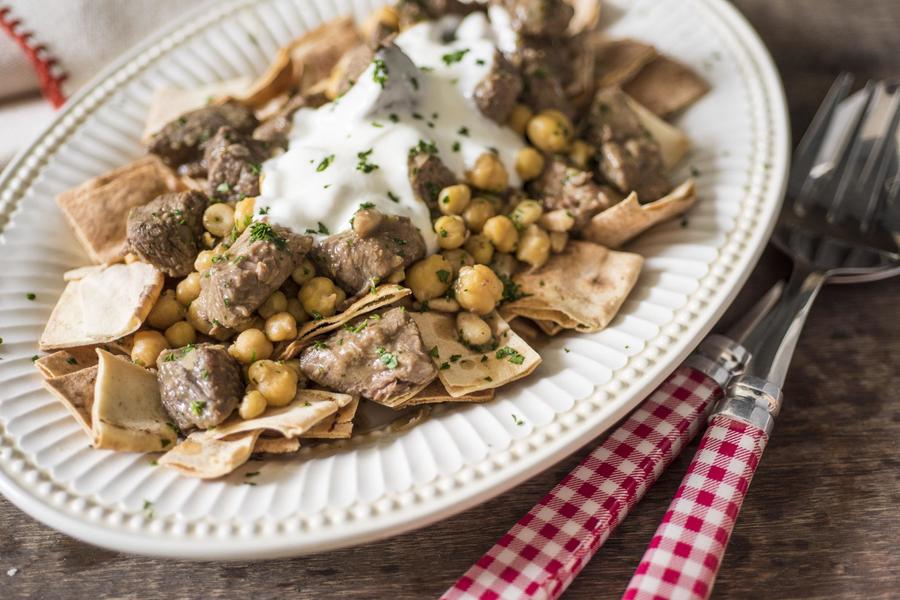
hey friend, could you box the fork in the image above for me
[623,74,900,600]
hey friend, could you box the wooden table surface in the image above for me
[2,1,898,598]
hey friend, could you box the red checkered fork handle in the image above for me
[623,414,768,600]
[442,366,722,600]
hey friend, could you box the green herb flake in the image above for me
[248,222,287,249]
[389,113,399,123]
[436,269,451,283]
[449,354,461,363]
[442,48,470,65]
[457,126,469,137]
[439,362,450,370]
[359,201,375,210]
[452,141,461,152]
[143,500,155,518]
[376,346,399,369]
[316,154,335,172]
[511,414,524,426]
[313,340,328,350]
[245,471,260,478]
[216,182,231,193]
[495,346,525,365]
[160,438,172,449]
[429,346,439,359]
[66,357,78,365]
[189,400,206,416]
[31,355,39,362]
[356,148,379,173]
[372,57,389,88]
[149,459,158,466]
[26,293,36,301]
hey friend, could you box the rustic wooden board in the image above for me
[2,1,899,598]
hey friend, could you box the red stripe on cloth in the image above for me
[0,5,68,108]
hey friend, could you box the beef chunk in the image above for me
[147,101,257,170]
[583,88,670,201]
[299,307,436,403]
[498,0,574,37]
[397,0,483,28]
[529,158,620,230]
[253,94,310,148]
[126,191,207,277]
[515,37,575,117]
[156,343,243,431]
[196,223,312,329]
[408,151,456,210]
[311,210,426,296]
[474,51,523,123]
[204,126,269,203]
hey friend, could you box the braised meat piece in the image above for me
[195,222,312,329]
[497,0,574,37]
[253,94,310,148]
[311,209,427,296]
[126,191,207,277]
[529,158,620,230]
[583,88,670,201]
[299,307,436,403]
[474,51,523,123]
[408,151,456,210]
[147,101,257,170]
[204,126,269,203]
[156,343,244,431]
[515,37,575,117]
[397,0,483,28]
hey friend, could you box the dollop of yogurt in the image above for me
[258,12,524,252]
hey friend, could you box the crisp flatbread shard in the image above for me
[301,397,360,439]
[566,0,602,35]
[141,77,253,140]
[409,312,541,398]
[501,241,644,333]
[401,379,495,407]
[158,430,261,479]
[623,55,710,118]
[56,157,181,264]
[286,16,362,93]
[35,345,114,378]
[42,365,98,437]
[626,94,690,170]
[254,436,301,455]
[92,350,175,452]
[39,262,164,351]
[277,284,412,359]
[584,180,697,248]
[593,37,658,88]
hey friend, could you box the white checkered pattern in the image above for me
[623,414,769,600]
[443,367,721,600]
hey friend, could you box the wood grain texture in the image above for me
[2,1,899,598]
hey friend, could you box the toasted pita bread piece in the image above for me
[35,342,131,378]
[584,180,697,248]
[42,365,98,437]
[625,94,690,170]
[301,397,360,439]
[401,379,495,407]
[39,262,164,351]
[286,16,362,93]
[593,37,658,88]
[56,157,180,264]
[212,389,354,439]
[158,430,261,479]
[277,285,412,359]
[141,77,253,141]
[501,241,643,333]
[91,350,175,452]
[623,55,710,118]
[567,0,601,34]
[254,436,301,455]
[236,48,296,108]
[409,312,541,398]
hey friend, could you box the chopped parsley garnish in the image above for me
[372,57,389,88]
[408,75,419,90]
[389,113,399,123]
[452,141,461,152]
[31,355,39,362]
[258,207,270,215]
[26,293,36,301]
[511,414,524,426]
[66,357,78,365]
[498,273,529,303]
[439,362,450,370]
[160,438,172,449]
[311,311,324,321]
[564,348,571,353]
[359,202,375,210]
[245,471,260,478]
[316,154,335,172]
[475,58,486,66]
[216,182,230,193]
[248,162,262,175]
[436,269,450,283]
[409,139,439,157]
[200,369,210,380]
[429,346,439,359]
[305,222,330,235]
[313,340,328,350]
[190,400,206,416]
[376,346,399,369]
[387,191,400,203]
[369,276,381,294]
[449,354,462,363]
[248,222,287,249]
[412,112,424,120]
[143,500,155,518]
[345,320,367,334]
[441,48,470,65]
[356,148,379,173]
[496,346,525,365]
[457,126,470,137]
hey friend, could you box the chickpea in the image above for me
[569,140,596,169]
[194,250,215,273]
[131,330,169,368]
[299,277,345,318]
[438,184,472,216]
[352,207,383,237]
[228,328,273,364]
[434,215,467,250]
[467,152,508,193]
[164,320,196,348]
[491,253,520,279]
[147,290,185,330]
[539,209,576,232]
[454,265,504,315]
[516,224,552,269]
[291,258,316,286]
[510,199,544,229]
[482,215,519,253]
[264,312,298,342]
[258,290,287,319]
[515,147,545,181]
[507,103,533,136]
[457,312,493,347]
[248,360,298,407]
[176,272,202,305]
[239,390,268,420]
[464,234,495,265]
[550,231,569,254]
[203,203,235,238]
[386,268,406,284]
[406,254,453,301]
[124,252,138,264]
[442,248,474,277]
[286,297,309,324]
[526,110,574,153]
[462,197,496,232]
[233,197,256,232]
[201,231,217,249]
[186,301,213,335]
[428,297,460,313]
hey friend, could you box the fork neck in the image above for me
[742,263,827,387]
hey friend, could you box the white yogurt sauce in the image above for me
[258,13,524,252]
